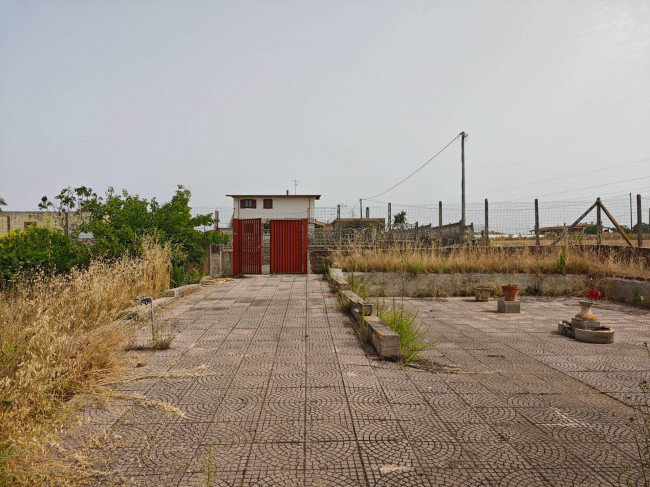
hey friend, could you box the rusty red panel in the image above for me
[233,218,241,275]
[270,219,307,274]
[233,218,262,275]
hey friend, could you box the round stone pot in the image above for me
[474,287,491,302]
[501,285,520,302]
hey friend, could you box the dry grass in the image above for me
[334,244,649,280]
[0,241,170,485]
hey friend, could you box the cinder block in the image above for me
[497,299,520,313]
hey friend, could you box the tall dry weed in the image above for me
[0,240,170,484]
[334,244,648,280]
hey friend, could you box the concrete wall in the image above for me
[350,272,590,298]
[208,244,233,277]
[0,211,87,236]
[232,196,316,221]
[348,270,649,307]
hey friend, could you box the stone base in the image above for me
[574,327,615,344]
[497,299,520,313]
[571,317,600,330]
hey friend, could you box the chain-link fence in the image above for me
[193,195,650,249]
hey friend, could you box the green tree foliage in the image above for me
[0,227,89,285]
[79,185,228,264]
[632,223,650,233]
[0,196,6,210]
[393,210,407,228]
[585,225,597,235]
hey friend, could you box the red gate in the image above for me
[270,219,308,274]
[233,218,262,275]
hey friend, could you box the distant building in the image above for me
[332,218,385,231]
[535,223,591,236]
[0,211,88,237]
[226,194,321,229]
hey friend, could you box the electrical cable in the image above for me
[468,156,650,198]
[507,175,650,201]
[360,133,462,201]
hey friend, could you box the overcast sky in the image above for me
[1,0,649,213]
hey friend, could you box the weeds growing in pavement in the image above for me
[0,241,170,485]
[203,442,216,487]
[376,298,434,362]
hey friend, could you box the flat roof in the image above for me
[226,194,321,199]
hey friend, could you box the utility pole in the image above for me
[293,180,301,195]
[359,199,363,218]
[461,132,467,229]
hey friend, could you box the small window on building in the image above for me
[24,222,37,229]
[240,199,256,209]
[263,199,273,209]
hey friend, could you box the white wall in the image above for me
[233,196,316,221]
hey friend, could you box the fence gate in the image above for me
[233,218,262,275]
[270,219,308,274]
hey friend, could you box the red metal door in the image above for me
[233,218,262,275]
[270,219,308,274]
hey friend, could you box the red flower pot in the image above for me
[502,285,520,302]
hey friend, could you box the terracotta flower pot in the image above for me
[501,285,520,302]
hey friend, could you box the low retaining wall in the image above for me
[346,271,649,306]
[350,272,589,298]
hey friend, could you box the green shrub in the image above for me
[170,264,203,288]
[0,227,89,286]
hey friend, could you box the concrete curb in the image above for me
[119,283,201,320]
[330,269,400,360]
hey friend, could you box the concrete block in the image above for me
[365,315,401,359]
[341,290,373,325]
[497,299,520,313]
[161,284,200,298]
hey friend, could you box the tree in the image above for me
[393,210,407,228]
[78,185,228,264]
[0,196,6,211]
[39,186,99,230]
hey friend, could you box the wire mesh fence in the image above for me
[192,195,650,249]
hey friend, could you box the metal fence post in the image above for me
[596,198,602,245]
[438,201,443,244]
[637,194,643,247]
[534,199,540,246]
[484,199,489,247]
[336,204,341,250]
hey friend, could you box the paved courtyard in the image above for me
[82,275,650,486]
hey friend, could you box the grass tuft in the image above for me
[376,299,435,362]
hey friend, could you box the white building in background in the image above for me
[227,194,321,228]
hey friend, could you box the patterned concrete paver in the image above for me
[82,276,650,486]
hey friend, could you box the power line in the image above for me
[508,174,650,201]
[361,133,462,202]
[469,156,650,198]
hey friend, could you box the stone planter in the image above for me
[474,287,491,302]
[501,285,520,302]
[574,327,614,344]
